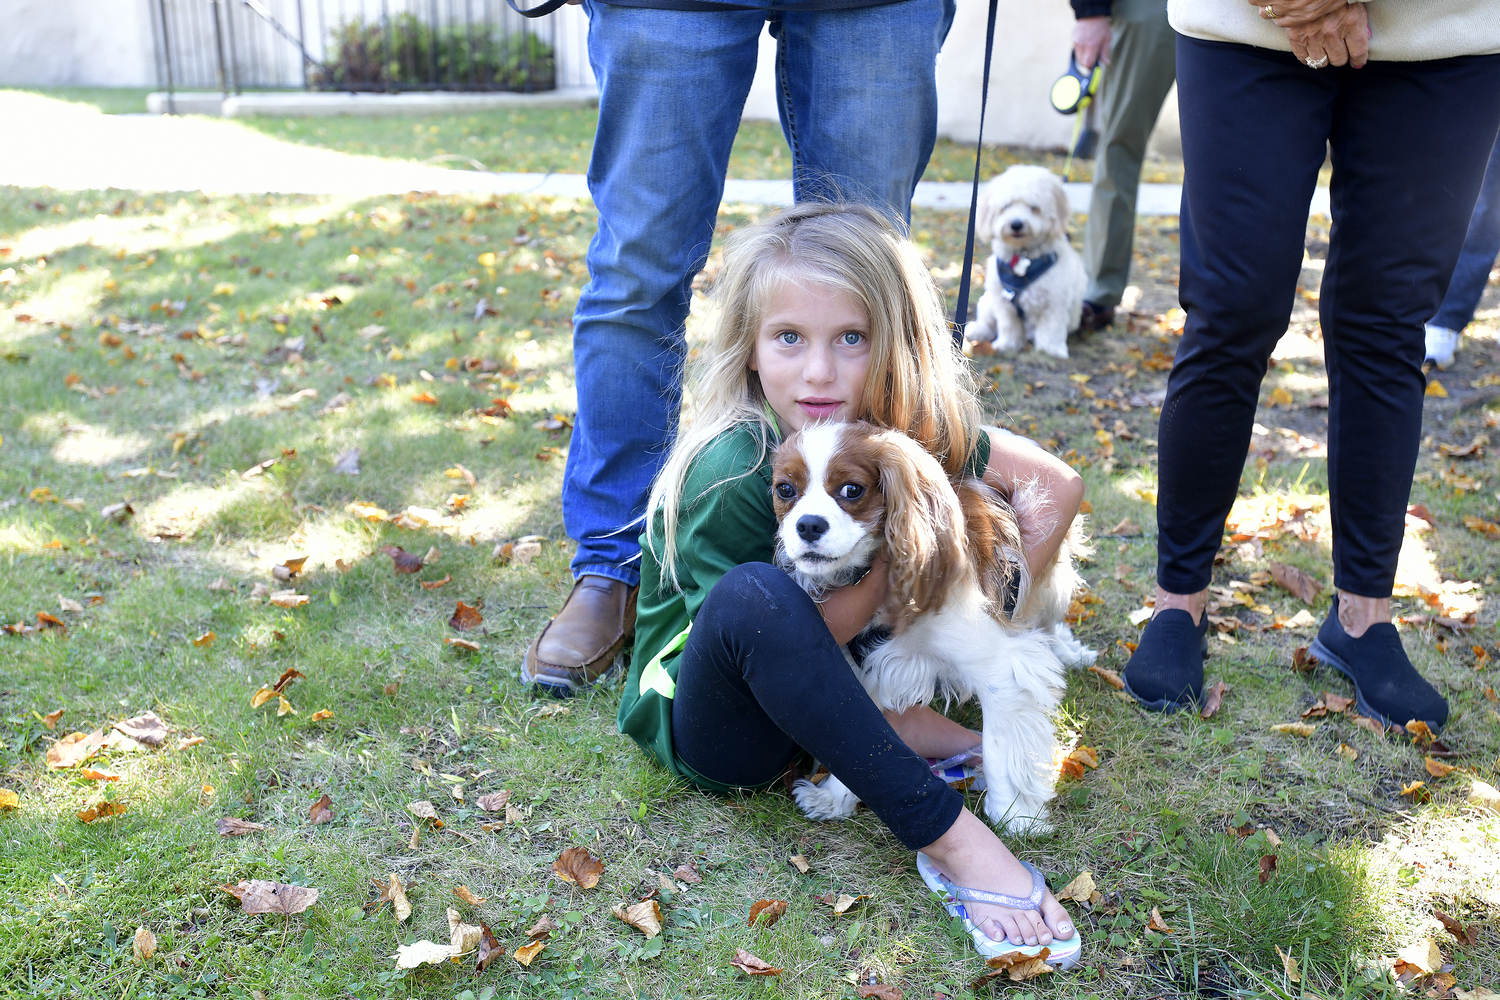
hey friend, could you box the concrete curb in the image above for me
[145,88,600,118]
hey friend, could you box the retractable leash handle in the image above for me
[951,0,999,347]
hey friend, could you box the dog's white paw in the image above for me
[984,795,1054,837]
[791,775,860,821]
[1048,623,1097,668]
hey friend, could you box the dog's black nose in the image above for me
[1008,219,1026,233]
[796,515,829,543]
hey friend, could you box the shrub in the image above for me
[313,13,555,92]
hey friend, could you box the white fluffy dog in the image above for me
[770,422,1094,836]
[966,164,1087,359]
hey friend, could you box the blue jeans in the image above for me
[563,0,956,586]
[1432,124,1500,333]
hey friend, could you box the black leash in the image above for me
[952,0,998,347]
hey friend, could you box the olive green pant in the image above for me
[1082,0,1177,309]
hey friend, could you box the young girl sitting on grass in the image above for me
[618,203,1084,963]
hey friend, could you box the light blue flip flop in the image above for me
[916,852,1082,968]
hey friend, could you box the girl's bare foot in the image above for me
[921,809,1074,947]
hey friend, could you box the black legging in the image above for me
[670,562,963,851]
[1157,37,1500,597]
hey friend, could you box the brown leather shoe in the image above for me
[522,575,637,694]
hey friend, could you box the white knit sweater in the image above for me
[1168,0,1500,61]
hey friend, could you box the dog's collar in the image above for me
[996,252,1058,322]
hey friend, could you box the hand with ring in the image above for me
[1284,2,1370,69]
[1248,0,1352,27]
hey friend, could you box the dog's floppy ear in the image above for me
[955,476,1025,620]
[975,181,1001,244]
[875,431,968,631]
[1051,177,1072,236]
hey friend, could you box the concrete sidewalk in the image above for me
[1,91,1332,215]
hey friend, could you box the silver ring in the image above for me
[1306,55,1329,69]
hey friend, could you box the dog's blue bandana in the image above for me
[997,252,1058,322]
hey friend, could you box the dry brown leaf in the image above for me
[308,793,334,825]
[1055,871,1096,903]
[1336,743,1359,762]
[505,802,524,824]
[447,907,484,953]
[309,709,334,722]
[408,801,443,829]
[1088,664,1125,689]
[272,557,307,582]
[448,600,483,631]
[133,925,156,961]
[856,985,903,1000]
[1271,722,1317,737]
[113,712,168,746]
[613,899,663,938]
[1396,938,1443,975]
[1401,780,1430,801]
[1404,720,1435,746]
[1425,756,1457,779]
[420,574,453,590]
[370,873,413,921]
[77,800,127,822]
[250,687,277,709]
[1269,562,1323,604]
[193,631,216,648]
[1292,645,1314,672]
[1322,691,1354,713]
[220,880,319,915]
[269,591,309,608]
[973,949,1054,986]
[513,939,545,966]
[1433,910,1477,946]
[1276,945,1301,983]
[379,545,424,574]
[453,885,486,906]
[47,729,105,769]
[526,914,559,940]
[731,948,782,977]
[177,735,206,750]
[216,816,266,837]
[1147,907,1173,933]
[1352,714,1386,736]
[411,391,439,405]
[1258,854,1278,884]
[445,636,480,652]
[41,708,64,730]
[476,790,511,813]
[78,766,120,781]
[554,847,604,889]
[748,899,788,928]
[788,854,811,874]
[832,893,870,915]
[1199,680,1229,719]
[394,941,458,968]
[475,923,503,971]
[672,861,703,884]
[0,789,19,810]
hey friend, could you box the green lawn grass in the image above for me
[1,183,1496,1000]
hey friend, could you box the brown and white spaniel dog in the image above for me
[770,420,1093,836]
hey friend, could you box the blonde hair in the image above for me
[646,202,983,589]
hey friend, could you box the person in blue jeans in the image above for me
[1426,128,1500,369]
[524,0,958,692]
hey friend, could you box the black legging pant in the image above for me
[1158,37,1500,597]
[670,562,963,851]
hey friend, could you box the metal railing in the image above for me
[149,0,591,97]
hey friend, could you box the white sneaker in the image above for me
[1425,324,1460,369]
